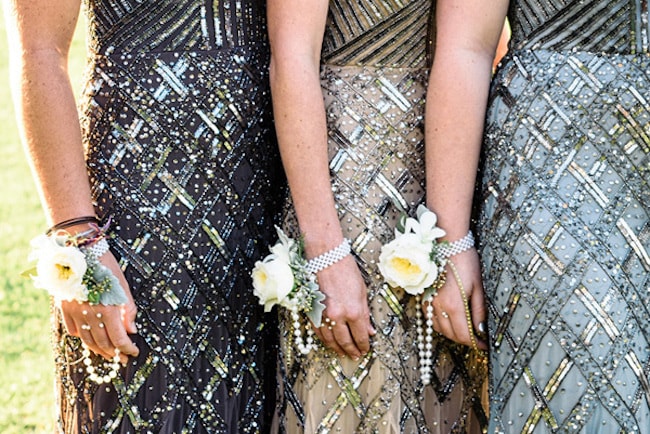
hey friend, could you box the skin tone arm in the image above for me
[425,0,509,347]
[4,0,138,362]
[268,0,374,359]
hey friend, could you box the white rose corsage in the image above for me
[25,232,127,306]
[252,226,327,355]
[378,204,475,384]
[24,216,128,384]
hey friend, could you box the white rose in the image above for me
[29,235,88,301]
[251,254,295,312]
[378,233,439,295]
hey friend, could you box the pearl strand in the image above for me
[291,309,315,355]
[82,345,121,384]
[416,294,435,385]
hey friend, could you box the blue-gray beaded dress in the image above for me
[479,0,650,432]
[51,0,285,432]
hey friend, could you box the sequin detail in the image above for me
[277,0,489,428]
[51,0,285,433]
[480,1,650,431]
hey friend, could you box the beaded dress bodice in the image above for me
[53,1,284,433]
[479,0,650,432]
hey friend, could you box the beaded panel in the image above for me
[52,0,285,432]
[480,47,650,432]
[278,64,488,434]
[508,0,650,54]
[321,0,435,68]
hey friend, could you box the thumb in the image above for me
[122,300,138,334]
[121,286,138,334]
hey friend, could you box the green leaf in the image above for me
[20,267,37,279]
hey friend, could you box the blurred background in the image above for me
[0,5,86,432]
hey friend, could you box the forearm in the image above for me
[6,0,92,225]
[11,52,94,224]
[425,49,493,239]
[425,0,508,240]
[270,59,344,256]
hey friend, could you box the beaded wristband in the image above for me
[438,231,475,258]
[305,238,352,274]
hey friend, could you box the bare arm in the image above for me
[425,0,509,347]
[4,0,138,361]
[268,0,374,359]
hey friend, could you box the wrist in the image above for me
[300,222,345,259]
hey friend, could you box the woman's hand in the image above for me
[312,255,375,360]
[61,251,139,364]
[428,248,487,350]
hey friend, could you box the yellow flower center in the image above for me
[55,264,74,280]
[256,270,268,285]
[391,257,421,275]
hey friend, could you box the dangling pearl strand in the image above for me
[82,345,121,384]
[291,308,314,355]
[416,294,435,385]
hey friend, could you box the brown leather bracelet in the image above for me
[46,215,100,235]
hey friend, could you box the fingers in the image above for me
[314,311,374,360]
[315,321,346,356]
[70,305,138,363]
[428,250,487,349]
[60,250,140,364]
[470,281,488,349]
[312,256,374,359]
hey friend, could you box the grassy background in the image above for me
[0,6,86,433]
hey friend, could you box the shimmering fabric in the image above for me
[479,1,650,432]
[277,0,488,432]
[51,0,285,432]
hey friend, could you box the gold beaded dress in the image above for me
[478,0,650,432]
[277,0,488,432]
[51,0,285,432]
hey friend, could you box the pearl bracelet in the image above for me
[81,238,110,261]
[437,231,475,258]
[305,238,352,274]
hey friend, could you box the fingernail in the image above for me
[475,322,488,340]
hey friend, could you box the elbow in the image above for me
[269,49,320,92]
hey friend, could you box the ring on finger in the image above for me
[81,324,91,331]
[324,317,337,330]
[441,311,450,319]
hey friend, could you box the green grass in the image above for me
[0,7,86,433]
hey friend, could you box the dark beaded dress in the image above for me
[479,0,650,432]
[51,0,285,432]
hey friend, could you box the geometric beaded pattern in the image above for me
[51,1,285,432]
[280,64,488,434]
[479,2,650,431]
[277,0,488,429]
